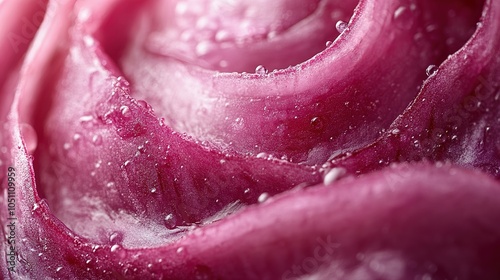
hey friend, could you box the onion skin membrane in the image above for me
[1,0,500,279]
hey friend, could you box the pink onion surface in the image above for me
[1,0,500,279]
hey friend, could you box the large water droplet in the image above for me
[110,244,121,253]
[310,117,324,131]
[323,167,346,185]
[120,105,130,117]
[258,192,269,203]
[195,41,212,56]
[164,214,177,229]
[114,76,130,88]
[255,65,268,75]
[109,232,123,244]
[256,152,269,159]
[426,65,438,77]
[325,41,333,47]
[20,123,37,154]
[73,133,82,142]
[393,6,414,30]
[79,115,94,125]
[137,100,152,111]
[335,20,348,33]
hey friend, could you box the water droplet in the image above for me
[195,41,212,56]
[137,100,152,111]
[110,244,121,252]
[335,20,348,33]
[391,128,401,135]
[323,167,346,185]
[92,135,102,145]
[56,267,63,272]
[215,30,230,42]
[325,41,332,47]
[32,203,40,212]
[63,143,71,150]
[195,264,214,280]
[73,133,82,141]
[258,192,269,203]
[109,231,123,244]
[115,76,130,88]
[393,6,414,30]
[150,187,157,193]
[120,105,130,117]
[164,214,177,229]
[79,115,93,123]
[255,65,268,75]
[426,65,438,77]
[20,123,38,154]
[256,152,269,159]
[310,117,324,131]
[92,245,100,253]
[106,182,115,188]
[123,160,132,167]
[176,247,185,254]
[219,60,229,68]
[267,31,278,39]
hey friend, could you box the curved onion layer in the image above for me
[330,0,500,178]
[1,0,500,279]
[105,0,483,164]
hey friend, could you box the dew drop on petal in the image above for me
[164,214,177,229]
[426,65,438,77]
[79,115,94,124]
[256,152,269,159]
[323,167,346,185]
[196,41,212,56]
[258,192,269,203]
[73,133,82,142]
[137,100,152,111]
[393,6,414,30]
[110,244,121,253]
[335,20,348,33]
[255,65,268,75]
[325,41,332,47]
[120,105,130,117]
[92,134,102,146]
[109,232,123,244]
[310,117,324,131]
